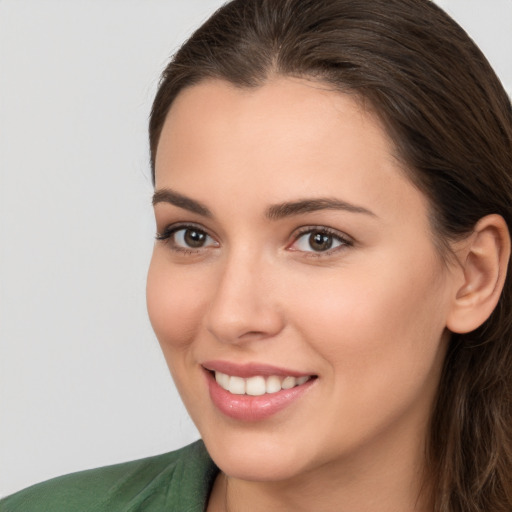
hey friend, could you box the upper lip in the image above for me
[202,360,315,378]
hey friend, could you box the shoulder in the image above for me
[0,440,218,512]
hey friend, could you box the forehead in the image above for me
[160,78,388,147]
[154,77,429,227]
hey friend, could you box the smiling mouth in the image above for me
[212,371,315,396]
[204,366,318,421]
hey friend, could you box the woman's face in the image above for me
[147,78,457,483]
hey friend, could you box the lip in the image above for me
[202,363,316,422]
[202,360,313,378]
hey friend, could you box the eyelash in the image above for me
[155,223,353,257]
[289,226,353,257]
[156,223,218,254]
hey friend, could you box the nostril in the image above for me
[240,330,268,339]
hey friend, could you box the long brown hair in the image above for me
[149,1,512,509]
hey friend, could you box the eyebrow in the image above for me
[152,188,376,220]
[152,188,212,217]
[265,198,376,220]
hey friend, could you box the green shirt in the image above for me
[0,440,219,512]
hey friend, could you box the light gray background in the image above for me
[1,0,511,498]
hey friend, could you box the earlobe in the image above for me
[447,214,511,334]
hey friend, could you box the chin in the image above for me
[212,447,308,482]
[200,426,320,482]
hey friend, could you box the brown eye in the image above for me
[167,227,217,250]
[290,228,350,254]
[308,232,333,251]
[183,229,207,248]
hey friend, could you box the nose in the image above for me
[204,252,285,345]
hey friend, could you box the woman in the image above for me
[2,0,511,511]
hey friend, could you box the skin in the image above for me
[147,77,463,512]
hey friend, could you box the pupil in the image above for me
[309,232,332,251]
[184,229,205,248]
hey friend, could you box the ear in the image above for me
[447,214,511,334]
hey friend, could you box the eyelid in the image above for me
[156,222,219,250]
[155,222,352,256]
[287,225,354,255]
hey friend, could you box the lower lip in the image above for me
[205,371,315,422]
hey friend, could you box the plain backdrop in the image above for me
[1,0,511,498]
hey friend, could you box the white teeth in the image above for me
[215,371,230,389]
[214,371,312,395]
[246,376,266,396]
[281,376,296,389]
[266,375,282,394]
[228,376,246,395]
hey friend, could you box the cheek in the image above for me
[146,252,208,351]
[283,259,449,451]
[287,253,449,386]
